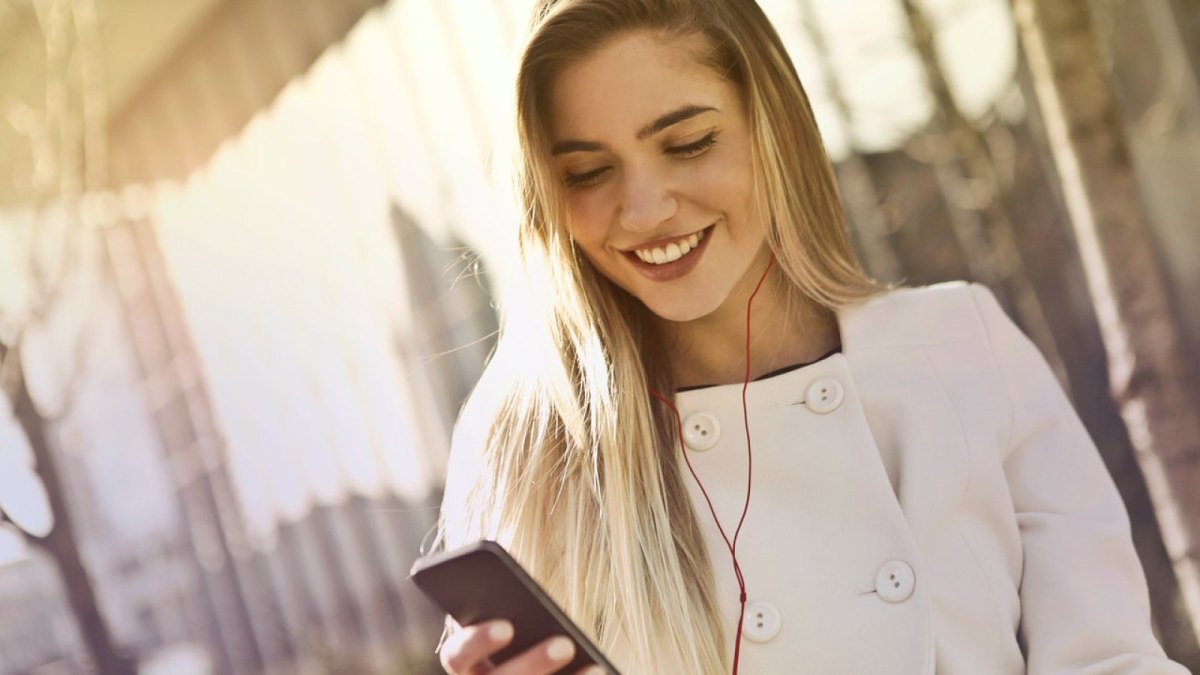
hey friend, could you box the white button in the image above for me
[805,377,844,414]
[742,600,782,643]
[875,560,916,603]
[682,412,720,451]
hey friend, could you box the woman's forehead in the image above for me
[546,31,736,141]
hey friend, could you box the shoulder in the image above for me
[838,280,1010,352]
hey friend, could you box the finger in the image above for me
[440,621,511,675]
[440,620,513,674]
[491,636,576,675]
[573,666,607,675]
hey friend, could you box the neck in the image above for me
[661,255,841,389]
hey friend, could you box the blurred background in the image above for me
[0,0,1198,673]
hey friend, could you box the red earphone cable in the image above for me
[648,254,775,675]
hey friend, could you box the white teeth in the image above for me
[633,229,706,265]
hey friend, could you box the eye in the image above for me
[666,131,718,158]
[564,166,610,188]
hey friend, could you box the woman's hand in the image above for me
[439,620,604,675]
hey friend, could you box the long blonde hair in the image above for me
[437,1,881,672]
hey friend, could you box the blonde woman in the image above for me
[433,0,1187,673]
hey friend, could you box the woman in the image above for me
[434,0,1187,673]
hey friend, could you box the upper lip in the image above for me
[619,225,710,253]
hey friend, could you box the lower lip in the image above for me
[624,225,714,282]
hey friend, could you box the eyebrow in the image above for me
[637,104,717,140]
[551,104,719,155]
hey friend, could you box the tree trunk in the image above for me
[9,348,137,675]
[1013,0,1200,648]
[898,0,1068,386]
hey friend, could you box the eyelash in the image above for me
[564,167,608,188]
[666,131,718,158]
[563,131,719,188]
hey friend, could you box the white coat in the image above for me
[672,282,1187,674]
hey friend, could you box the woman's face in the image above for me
[548,30,770,324]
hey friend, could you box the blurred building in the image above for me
[0,0,506,673]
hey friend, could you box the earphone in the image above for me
[649,253,776,675]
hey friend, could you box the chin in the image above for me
[638,293,723,324]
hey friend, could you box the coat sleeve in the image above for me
[969,284,1188,674]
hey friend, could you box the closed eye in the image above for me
[666,131,718,158]
[564,131,717,187]
[564,166,610,188]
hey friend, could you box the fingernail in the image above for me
[546,636,574,661]
[489,621,513,642]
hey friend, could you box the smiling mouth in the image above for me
[623,224,715,281]
[628,227,708,265]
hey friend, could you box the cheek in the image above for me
[689,145,755,205]
[566,192,612,247]
[717,150,761,228]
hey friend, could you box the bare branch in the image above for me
[29,0,71,292]
[20,0,103,327]
[0,334,22,403]
[72,0,108,192]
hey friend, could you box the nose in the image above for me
[618,169,677,232]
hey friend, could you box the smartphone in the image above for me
[409,540,620,674]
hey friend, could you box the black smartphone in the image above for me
[409,540,620,674]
